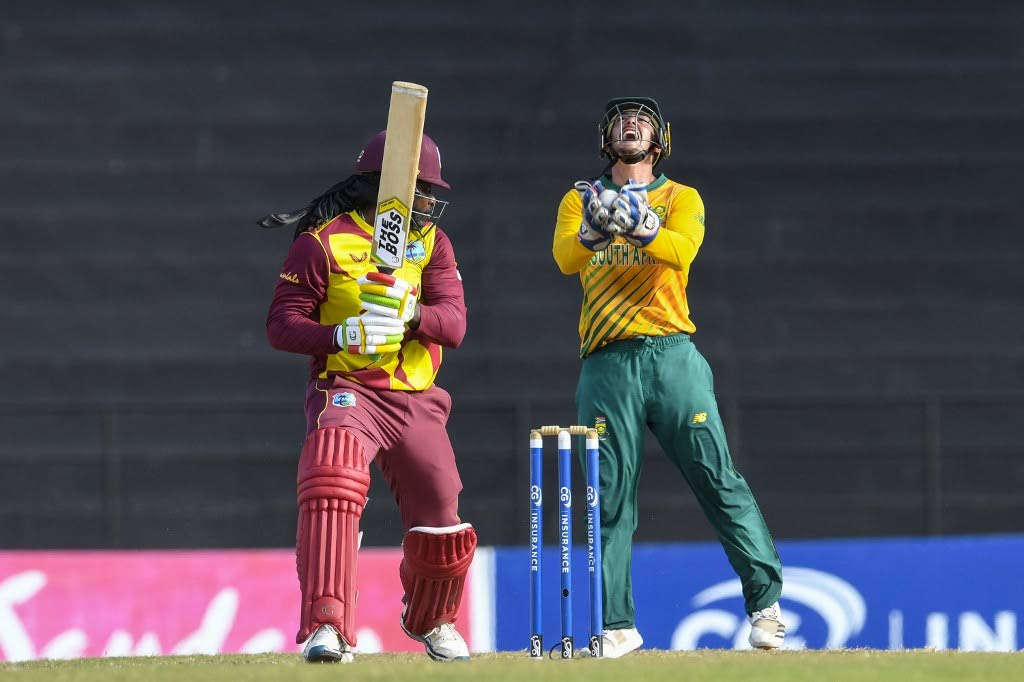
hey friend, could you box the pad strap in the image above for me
[400,523,478,635]
[295,427,370,645]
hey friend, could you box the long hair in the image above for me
[257,173,379,241]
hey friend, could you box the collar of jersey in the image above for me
[348,209,375,235]
[599,173,667,192]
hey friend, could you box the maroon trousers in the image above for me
[304,377,463,530]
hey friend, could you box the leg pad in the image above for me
[400,523,477,635]
[295,427,370,645]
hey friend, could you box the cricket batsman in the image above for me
[262,131,475,663]
[552,97,785,657]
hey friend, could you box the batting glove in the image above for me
[357,272,418,322]
[610,180,661,247]
[575,180,616,251]
[336,313,406,355]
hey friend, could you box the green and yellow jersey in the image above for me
[553,174,705,357]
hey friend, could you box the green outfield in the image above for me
[1,650,1019,682]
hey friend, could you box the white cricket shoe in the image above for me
[302,624,354,663]
[601,627,643,658]
[400,607,470,662]
[748,602,786,649]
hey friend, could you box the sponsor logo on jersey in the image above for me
[692,412,707,424]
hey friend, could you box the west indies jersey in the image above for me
[553,174,706,357]
[267,210,466,391]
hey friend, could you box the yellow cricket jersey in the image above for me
[308,211,442,390]
[553,174,706,357]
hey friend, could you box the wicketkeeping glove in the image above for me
[574,180,618,251]
[357,272,418,322]
[336,313,406,355]
[609,180,661,247]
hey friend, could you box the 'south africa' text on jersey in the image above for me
[589,242,658,267]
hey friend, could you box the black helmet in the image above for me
[599,97,672,166]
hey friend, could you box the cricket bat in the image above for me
[371,81,428,273]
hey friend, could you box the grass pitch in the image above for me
[1,650,1019,682]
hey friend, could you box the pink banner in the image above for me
[0,549,483,661]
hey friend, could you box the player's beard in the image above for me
[613,138,652,163]
[411,192,447,229]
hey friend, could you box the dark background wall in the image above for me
[1,1,1022,549]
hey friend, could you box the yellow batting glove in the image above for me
[357,272,419,323]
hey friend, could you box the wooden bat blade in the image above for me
[371,81,428,272]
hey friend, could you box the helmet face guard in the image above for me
[599,97,672,166]
[411,184,448,228]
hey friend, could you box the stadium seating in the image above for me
[1,1,1022,547]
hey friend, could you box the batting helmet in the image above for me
[356,131,451,189]
[599,97,672,166]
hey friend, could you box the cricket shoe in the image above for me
[601,627,643,658]
[302,624,354,663]
[400,606,470,662]
[748,602,786,649]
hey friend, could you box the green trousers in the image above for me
[576,333,782,629]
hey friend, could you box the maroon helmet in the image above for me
[355,131,450,190]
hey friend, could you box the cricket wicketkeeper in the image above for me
[552,97,786,656]
[262,131,475,663]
